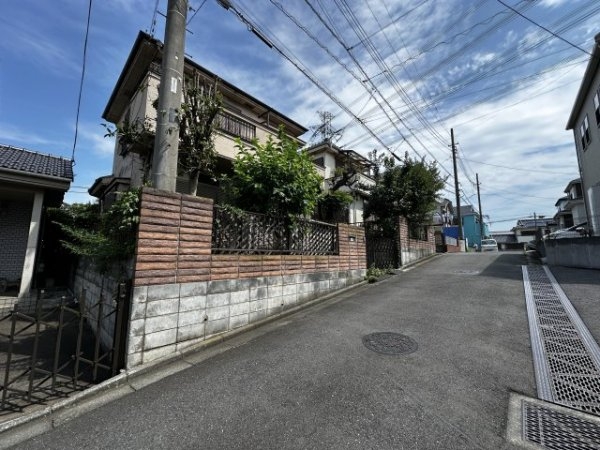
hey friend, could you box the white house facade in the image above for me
[566,33,600,235]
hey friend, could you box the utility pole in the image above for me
[451,128,463,241]
[476,173,484,245]
[151,0,188,192]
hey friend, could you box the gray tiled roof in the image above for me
[0,145,73,180]
[492,234,518,244]
[515,218,555,228]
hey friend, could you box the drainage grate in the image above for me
[523,265,600,415]
[523,401,600,449]
[362,332,418,355]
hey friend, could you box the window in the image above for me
[313,157,325,167]
[595,90,600,126]
[580,115,591,150]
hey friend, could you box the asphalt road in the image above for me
[17,252,536,449]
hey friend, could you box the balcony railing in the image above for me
[217,111,256,142]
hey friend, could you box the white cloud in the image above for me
[539,0,569,8]
[77,124,116,157]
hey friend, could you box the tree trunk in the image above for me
[189,171,199,196]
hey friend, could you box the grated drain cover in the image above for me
[523,265,600,415]
[362,332,418,355]
[523,401,600,449]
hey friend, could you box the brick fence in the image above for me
[397,217,436,266]
[126,188,366,367]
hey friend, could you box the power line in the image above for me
[496,0,592,56]
[461,156,577,175]
[149,0,160,36]
[71,0,93,163]
[219,0,403,162]
[187,0,208,25]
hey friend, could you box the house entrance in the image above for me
[364,223,398,269]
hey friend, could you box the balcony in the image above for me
[217,111,256,142]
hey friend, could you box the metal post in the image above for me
[151,0,188,191]
[112,282,130,375]
[1,312,18,408]
[27,289,44,400]
[51,296,67,389]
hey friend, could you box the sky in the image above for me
[1,0,598,232]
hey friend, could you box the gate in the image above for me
[0,282,130,414]
[364,222,398,269]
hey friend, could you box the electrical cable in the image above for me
[71,0,93,164]
[187,0,208,25]
[149,0,160,36]
[496,0,592,56]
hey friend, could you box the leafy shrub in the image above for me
[49,189,140,273]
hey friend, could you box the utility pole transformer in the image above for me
[476,173,484,245]
[451,128,463,241]
[151,0,188,192]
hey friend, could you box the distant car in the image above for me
[544,222,587,240]
[480,239,498,252]
[524,240,537,251]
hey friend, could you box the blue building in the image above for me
[459,205,490,249]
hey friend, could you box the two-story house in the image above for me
[90,31,308,206]
[566,32,600,235]
[553,178,586,229]
[458,205,490,249]
[512,217,556,244]
[305,141,375,224]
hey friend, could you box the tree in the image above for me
[103,78,222,194]
[48,189,140,273]
[365,154,446,234]
[222,127,322,220]
[178,80,223,195]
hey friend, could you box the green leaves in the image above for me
[177,81,223,194]
[222,127,322,221]
[365,155,446,233]
[48,189,140,273]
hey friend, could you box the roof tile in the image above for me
[0,145,73,180]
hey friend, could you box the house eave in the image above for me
[0,168,71,191]
[103,31,308,137]
[563,178,581,193]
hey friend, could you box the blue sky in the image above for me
[1,0,598,231]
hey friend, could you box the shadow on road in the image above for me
[477,252,530,281]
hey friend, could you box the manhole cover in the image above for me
[362,332,418,355]
[454,270,480,275]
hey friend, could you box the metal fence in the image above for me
[212,206,338,255]
[0,284,129,414]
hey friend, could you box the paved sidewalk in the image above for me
[549,264,600,343]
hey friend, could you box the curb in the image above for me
[398,253,440,272]
[0,279,369,449]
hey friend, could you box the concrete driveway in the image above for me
[16,252,537,449]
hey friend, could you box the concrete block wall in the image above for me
[126,188,366,367]
[72,258,125,351]
[398,217,436,266]
[545,237,600,269]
